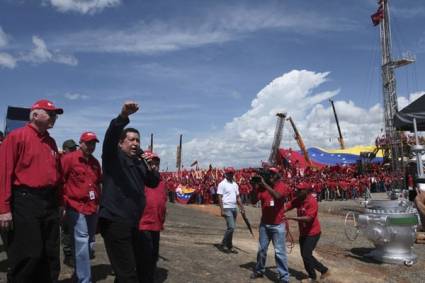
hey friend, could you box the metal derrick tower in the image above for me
[378,0,414,171]
[268,113,287,165]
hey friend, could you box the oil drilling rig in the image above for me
[376,0,414,171]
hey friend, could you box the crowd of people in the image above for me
[163,163,404,205]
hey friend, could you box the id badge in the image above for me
[89,191,96,200]
[270,200,274,207]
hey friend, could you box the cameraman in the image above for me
[250,167,291,283]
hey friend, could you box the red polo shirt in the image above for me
[61,150,102,215]
[139,180,167,231]
[256,180,291,225]
[0,124,62,214]
[286,194,321,236]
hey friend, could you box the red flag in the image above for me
[371,7,384,26]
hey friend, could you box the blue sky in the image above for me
[1,0,425,169]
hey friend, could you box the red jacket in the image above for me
[0,124,62,213]
[61,150,102,215]
[139,180,167,231]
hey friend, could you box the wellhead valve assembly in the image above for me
[345,199,419,266]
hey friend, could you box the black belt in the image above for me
[13,185,57,196]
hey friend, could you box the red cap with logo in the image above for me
[31,99,63,114]
[224,167,235,174]
[80,132,99,143]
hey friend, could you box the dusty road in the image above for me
[0,196,424,282]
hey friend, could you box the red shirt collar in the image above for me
[26,123,50,138]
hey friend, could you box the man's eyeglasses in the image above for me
[46,110,58,118]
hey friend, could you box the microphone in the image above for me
[136,148,151,170]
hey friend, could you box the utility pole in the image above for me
[176,134,183,175]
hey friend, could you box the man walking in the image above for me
[61,132,102,283]
[99,101,160,283]
[217,167,245,253]
[0,99,63,283]
[250,167,291,283]
[285,182,330,283]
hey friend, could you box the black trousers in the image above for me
[299,233,328,280]
[7,188,60,283]
[60,214,73,258]
[138,230,160,283]
[100,218,142,283]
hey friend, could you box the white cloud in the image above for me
[45,0,121,14]
[0,26,9,48]
[20,36,78,66]
[0,52,17,69]
[53,6,356,54]
[158,70,388,168]
[64,92,90,100]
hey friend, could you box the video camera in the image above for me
[250,168,274,186]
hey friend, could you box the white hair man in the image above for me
[0,99,63,282]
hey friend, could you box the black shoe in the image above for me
[63,255,74,267]
[250,272,263,279]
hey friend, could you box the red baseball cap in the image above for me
[31,99,63,114]
[80,132,99,143]
[225,167,235,174]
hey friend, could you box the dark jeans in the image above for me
[299,233,328,280]
[138,230,160,283]
[61,215,73,258]
[99,218,142,283]
[7,187,60,283]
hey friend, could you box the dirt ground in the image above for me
[0,194,424,283]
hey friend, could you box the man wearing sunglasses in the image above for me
[0,99,64,283]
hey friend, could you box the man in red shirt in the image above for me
[0,99,63,283]
[61,132,102,283]
[250,167,290,283]
[285,182,330,283]
[138,151,167,283]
